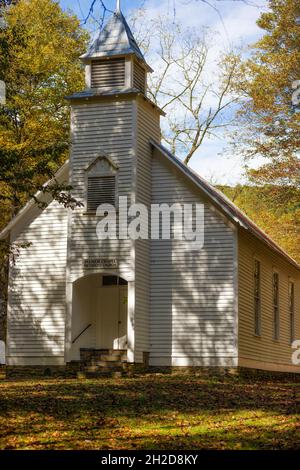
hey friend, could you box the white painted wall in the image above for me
[149,151,237,367]
[7,198,68,365]
[66,96,161,364]
[6,96,237,368]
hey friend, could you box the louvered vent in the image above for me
[87,176,116,212]
[133,61,146,93]
[91,58,125,89]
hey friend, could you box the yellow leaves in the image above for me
[3,1,88,88]
[220,184,300,263]
[0,0,88,226]
[0,375,299,450]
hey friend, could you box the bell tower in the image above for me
[65,3,163,366]
[80,4,152,95]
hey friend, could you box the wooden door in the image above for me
[96,285,127,349]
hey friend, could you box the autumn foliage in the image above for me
[0,0,88,225]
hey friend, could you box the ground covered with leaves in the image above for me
[0,373,299,450]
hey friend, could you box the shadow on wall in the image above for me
[70,273,100,360]
[150,157,236,366]
[172,240,235,365]
[7,201,67,361]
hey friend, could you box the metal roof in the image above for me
[151,140,300,271]
[65,87,165,115]
[80,10,149,69]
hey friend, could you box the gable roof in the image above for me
[1,140,298,271]
[80,11,151,70]
[151,140,300,271]
[0,161,69,240]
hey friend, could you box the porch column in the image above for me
[127,280,135,363]
[64,281,73,363]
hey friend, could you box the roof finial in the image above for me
[116,0,121,13]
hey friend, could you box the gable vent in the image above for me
[87,176,116,212]
[91,58,125,89]
[133,61,146,93]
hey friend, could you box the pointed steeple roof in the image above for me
[81,10,151,71]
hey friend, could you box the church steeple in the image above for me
[80,4,152,94]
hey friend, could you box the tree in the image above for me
[130,11,240,165]
[0,0,88,339]
[231,0,300,191]
[220,184,300,264]
[0,0,88,228]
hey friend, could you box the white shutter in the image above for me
[87,176,116,212]
[133,61,146,93]
[91,58,125,89]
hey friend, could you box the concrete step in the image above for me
[80,349,126,359]
[100,349,126,356]
[84,365,125,373]
[86,349,126,355]
[87,360,127,368]
[99,354,127,362]
[79,370,124,379]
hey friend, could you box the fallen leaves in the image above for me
[0,374,299,450]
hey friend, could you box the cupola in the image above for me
[80,1,152,95]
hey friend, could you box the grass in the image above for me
[0,372,299,450]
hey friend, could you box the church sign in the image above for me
[83,258,118,269]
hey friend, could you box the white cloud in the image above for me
[137,0,267,47]
[136,0,268,184]
[187,138,246,186]
[61,0,269,185]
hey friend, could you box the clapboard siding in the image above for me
[134,98,161,362]
[67,98,137,361]
[7,200,68,364]
[69,99,135,282]
[149,153,237,366]
[238,228,300,372]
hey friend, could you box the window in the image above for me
[102,276,128,286]
[254,259,261,336]
[133,61,146,93]
[289,281,295,343]
[91,58,125,89]
[273,272,279,340]
[87,175,115,212]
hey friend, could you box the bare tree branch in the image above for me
[130,11,241,164]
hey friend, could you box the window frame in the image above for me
[289,279,295,344]
[253,258,261,336]
[272,270,280,341]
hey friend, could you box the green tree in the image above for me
[233,0,300,190]
[0,0,89,226]
[220,184,300,264]
[0,0,88,339]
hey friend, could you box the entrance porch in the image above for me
[69,274,128,364]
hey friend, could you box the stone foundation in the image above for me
[2,364,300,381]
[5,365,74,378]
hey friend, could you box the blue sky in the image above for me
[59,0,268,185]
